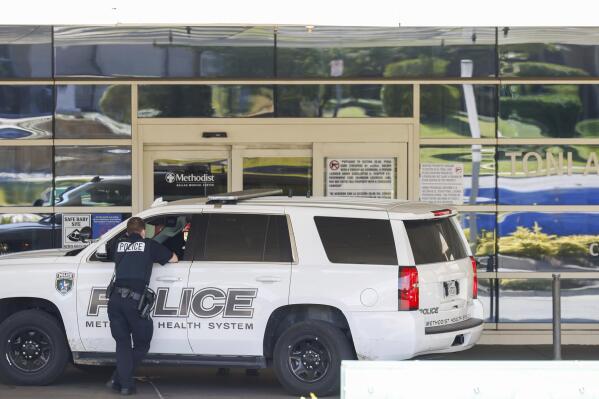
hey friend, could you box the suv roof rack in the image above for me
[207,188,283,204]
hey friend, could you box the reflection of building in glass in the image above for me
[4,25,599,340]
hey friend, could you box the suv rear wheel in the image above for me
[272,320,354,396]
[0,310,69,385]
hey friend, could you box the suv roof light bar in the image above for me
[207,188,283,204]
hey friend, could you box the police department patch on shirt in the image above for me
[55,271,74,295]
[117,242,146,252]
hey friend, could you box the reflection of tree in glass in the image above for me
[499,85,582,138]
[498,223,599,267]
[138,85,214,117]
[99,85,132,124]
[463,227,495,257]
[212,85,273,117]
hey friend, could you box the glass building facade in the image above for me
[2,25,599,343]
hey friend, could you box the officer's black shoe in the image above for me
[106,372,121,392]
[106,380,121,392]
[120,387,136,396]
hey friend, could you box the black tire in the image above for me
[273,320,354,397]
[0,310,69,385]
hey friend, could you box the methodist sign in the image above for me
[154,166,219,200]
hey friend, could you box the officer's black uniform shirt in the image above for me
[112,233,172,293]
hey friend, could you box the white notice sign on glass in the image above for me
[326,158,395,199]
[419,163,464,205]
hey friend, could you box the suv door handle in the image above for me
[156,276,182,283]
[255,276,281,283]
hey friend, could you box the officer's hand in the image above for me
[169,253,179,263]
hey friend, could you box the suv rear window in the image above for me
[404,217,467,264]
[314,217,397,265]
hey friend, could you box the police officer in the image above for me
[107,217,178,395]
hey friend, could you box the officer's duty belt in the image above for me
[115,287,143,301]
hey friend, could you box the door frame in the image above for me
[138,119,415,211]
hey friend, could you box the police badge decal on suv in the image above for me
[0,190,484,396]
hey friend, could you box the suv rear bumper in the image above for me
[348,299,484,360]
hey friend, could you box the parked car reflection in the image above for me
[33,176,131,207]
[0,214,59,254]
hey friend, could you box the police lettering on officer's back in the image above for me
[106,217,178,396]
[117,241,145,253]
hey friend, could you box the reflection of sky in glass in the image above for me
[0,86,53,139]
[54,26,274,78]
[0,26,52,78]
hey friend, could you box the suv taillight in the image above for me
[470,256,478,299]
[398,266,419,311]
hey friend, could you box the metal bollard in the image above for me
[552,274,562,360]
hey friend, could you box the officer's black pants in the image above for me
[108,293,153,389]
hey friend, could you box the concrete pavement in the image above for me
[2,345,599,398]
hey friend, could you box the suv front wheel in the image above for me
[0,310,69,385]
[273,320,354,396]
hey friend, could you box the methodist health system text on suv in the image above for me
[0,189,483,396]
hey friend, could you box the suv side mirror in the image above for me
[79,226,92,242]
[95,243,109,261]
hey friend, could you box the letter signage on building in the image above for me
[326,158,395,199]
[419,163,464,205]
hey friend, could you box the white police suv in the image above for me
[0,189,483,396]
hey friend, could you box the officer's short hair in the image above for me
[126,217,145,234]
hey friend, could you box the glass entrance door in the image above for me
[234,147,313,197]
[141,123,411,208]
[143,147,230,208]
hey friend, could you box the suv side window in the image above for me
[101,214,195,261]
[195,213,293,262]
[314,216,398,265]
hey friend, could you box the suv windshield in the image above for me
[404,217,467,265]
